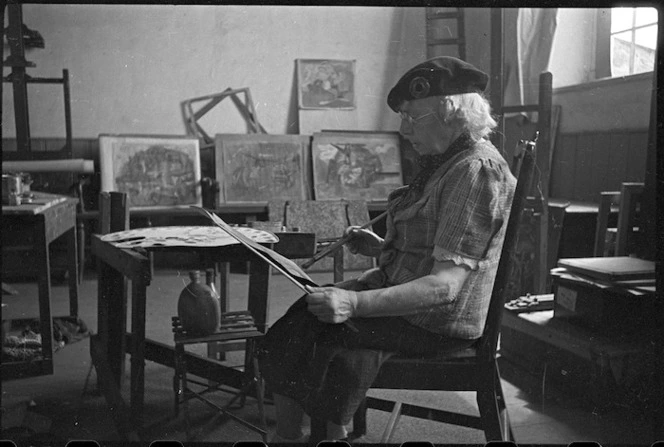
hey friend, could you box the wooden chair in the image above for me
[615,182,644,256]
[593,182,644,257]
[309,139,538,443]
[593,191,621,257]
[172,307,267,442]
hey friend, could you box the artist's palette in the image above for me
[100,225,278,248]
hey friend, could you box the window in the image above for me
[610,7,658,76]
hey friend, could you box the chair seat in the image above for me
[173,311,263,345]
[388,346,478,362]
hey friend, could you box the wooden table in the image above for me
[1,192,79,380]
[90,231,314,440]
[501,309,650,407]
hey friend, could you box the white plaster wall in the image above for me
[2,5,426,138]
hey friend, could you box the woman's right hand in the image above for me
[344,226,384,258]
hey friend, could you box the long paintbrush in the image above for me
[301,210,388,269]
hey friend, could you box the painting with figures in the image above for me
[216,134,311,205]
[311,131,403,201]
[99,134,201,209]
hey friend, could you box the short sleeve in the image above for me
[433,158,509,260]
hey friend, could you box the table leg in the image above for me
[130,279,148,426]
[35,218,55,374]
[97,260,127,389]
[77,219,86,284]
[247,259,270,333]
[65,226,80,317]
[208,262,231,361]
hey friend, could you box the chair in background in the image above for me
[593,182,644,257]
[309,138,539,443]
[268,200,375,283]
[615,182,644,256]
[172,304,267,442]
[593,191,621,257]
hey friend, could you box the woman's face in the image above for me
[398,97,457,156]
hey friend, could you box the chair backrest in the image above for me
[615,182,644,256]
[593,182,644,257]
[594,190,621,256]
[477,139,538,363]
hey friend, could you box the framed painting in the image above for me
[311,131,404,201]
[99,134,202,209]
[215,134,311,205]
[296,59,356,110]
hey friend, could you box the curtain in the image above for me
[504,8,558,117]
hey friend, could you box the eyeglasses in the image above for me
[399,111,436,126]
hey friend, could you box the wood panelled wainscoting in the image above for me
[2,129,648,206]
[550,129,648,202]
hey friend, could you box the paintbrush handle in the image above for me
[301,211,387,269]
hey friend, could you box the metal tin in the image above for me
[2,174,23,206]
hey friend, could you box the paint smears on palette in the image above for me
[100,226,279,248]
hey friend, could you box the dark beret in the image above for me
[387,56,489,112]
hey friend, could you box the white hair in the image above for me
[438,93,497,141]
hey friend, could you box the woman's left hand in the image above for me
[305,286,359,324]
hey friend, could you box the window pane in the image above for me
[612,30,632,44]
[611,33,632,76]
[611,8,634,32]
[635,7,658,26]
[635,24,658,49]
[633,26,657,74]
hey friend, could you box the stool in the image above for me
[172,311,267,442]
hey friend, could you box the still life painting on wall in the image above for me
[311,131,404,201]
[215,134,311,205]
[99,135,201,209]
[297,59,356,110]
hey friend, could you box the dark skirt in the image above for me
[257,281,476,425]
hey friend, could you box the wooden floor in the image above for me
[1,268,659,444]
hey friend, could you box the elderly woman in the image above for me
[258,57,516,442]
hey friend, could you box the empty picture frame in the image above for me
[297,59,356,110]
[311,131,404,201]
[99,134,202,209]
[215,134,311,205]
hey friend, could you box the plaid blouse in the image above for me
[362,138,516,339]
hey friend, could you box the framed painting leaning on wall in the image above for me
[215,134,311,206]
[311,131,404,202]
[297,59,356,110]
[99,134,202,209]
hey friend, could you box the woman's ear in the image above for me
[438,97,456,124]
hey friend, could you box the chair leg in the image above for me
[173,374,180,417]
[252,357,268,443]
[477,366,511,442]
[77,220,86,284]
[180,354,192,440]
[173,344,185,417]
[380,401,402,443]
[351,398,367,437]
[477,388,503,441]
[310,418,327,444]
[494,365,514,441]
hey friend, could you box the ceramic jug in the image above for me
[177,270,221,336]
